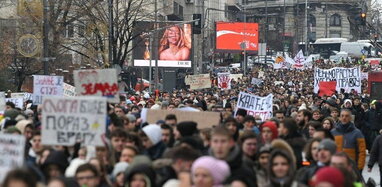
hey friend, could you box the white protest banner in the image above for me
[5,98,24,109]
[0,92,5,112]
[41,96,107,146]
[292,50,306,69]
[236,92,273,121]
[186,74,211,90]
[251,78,262,85]
[11,93,32,102]
[361,72,368,80]
[74,69,119,103]
[314,67,361,94]
[258,71,265,78]
[230,74,243,81]
[0,134,25,182]
[33,75,64,104]
[63,83,76,97]
[218,73,231,89]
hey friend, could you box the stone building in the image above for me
[245,0,371,53]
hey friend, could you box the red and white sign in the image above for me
[73,69,119,103]
[216,22,259,51]
[218,73,231,89]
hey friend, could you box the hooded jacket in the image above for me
[208,144,257,187]
[125,164,156,187]
[331,121,366,170]
[266,148,306,187]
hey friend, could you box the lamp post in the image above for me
[42,0,49,75]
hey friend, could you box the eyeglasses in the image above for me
[77,176,96,181]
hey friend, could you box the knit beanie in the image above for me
[4,109,20,120]
[112,162,129,178]
[311,167,344,187]
[142,124,162,145]
[176,121,198,137]
[191,156,230,185]
[261,121,278,140]
[318,139,337,155]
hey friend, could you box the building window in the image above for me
[330,14,341,26]
[329,30,341,38]
[309,14,316,27]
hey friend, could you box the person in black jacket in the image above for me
[367,131,382,184]
[278,118,306,169]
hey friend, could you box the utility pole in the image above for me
[283,0,286,56]
[148,37,153,92]
[325,2,328,38]
[154,0,159,91]
[108,0,114,66]
[305,0,308,56]
[265,0,268,64]
[243,1,247,75]
[42,0,49,75]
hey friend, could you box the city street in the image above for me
[363,155,381,186]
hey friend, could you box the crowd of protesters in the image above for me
[1,60,382,187]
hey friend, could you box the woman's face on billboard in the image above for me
[167,26,180,45]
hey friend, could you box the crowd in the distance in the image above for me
[1,60,382,187]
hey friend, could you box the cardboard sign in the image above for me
[63,83,76,97]
[143,109,221,129]
[218,73,231,89]
[0,92,5,113]
[314,67,361,93]
[33,75,64,104]
[41,96,107,146]
[185,74,211,90]
[236,92,273,121]
[74,69,119,103]
[230,74,243,82]
[251,78,262,85]
[5,98,24,109]
[0,134,26,182]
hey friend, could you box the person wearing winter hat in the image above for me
[261,121,278,145]
[112,162,129,187]
[266,147,305,187]
[140,124,166,160]
[191,156,230,187]
[311,167,344,187]
[255,144,272,187]
[174,121,198,140]
[125,163,156,187]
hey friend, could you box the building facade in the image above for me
[245,0,371,54]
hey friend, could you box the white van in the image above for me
[340,42,375,57]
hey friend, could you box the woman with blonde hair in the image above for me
[159,25,190,61]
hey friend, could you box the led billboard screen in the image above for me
[133,21,192,68]
[216,22,259,51]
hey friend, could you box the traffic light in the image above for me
[193,14,202,34]
[360,12,366,25]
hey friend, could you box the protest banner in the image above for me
[11,93,33,103]
[230,74,243,82]
[258,71,265,78]
[63,83,76,97]
[236,92,273,121]
[314,67,361,93]
[361,72,368,80]
[185,74,211,90]
[74,69,119,103]
[0,134,25,182]
[41,96,107,146]
[142,109,221,129]
[251,78,262,86]
[292,50,306,69]
[5,98,24,109]
[33,75,64,104]
[0,92,5,112]
[218,73,231,89]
